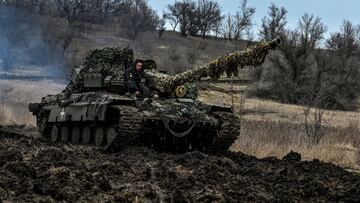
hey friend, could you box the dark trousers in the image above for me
[127,81,150,98]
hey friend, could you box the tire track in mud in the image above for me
[0,125,360,202]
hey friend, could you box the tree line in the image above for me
[0,0,256,40]
[0,0,159,39]
[249,4,360,110]
[164,0,255,40]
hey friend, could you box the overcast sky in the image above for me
[148,0,360,37]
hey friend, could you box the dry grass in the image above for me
[0,80,65,126]
[199,80,360,169]
[232,120,360,169]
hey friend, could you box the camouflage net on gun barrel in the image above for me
[147,39,280,93]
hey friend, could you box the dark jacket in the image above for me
[124,68,145,91]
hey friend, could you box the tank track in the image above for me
[207,112,240,153]
[141,114,215,153]
[141,112,240,153]
[35,107,240,153]
[108,105,143,150]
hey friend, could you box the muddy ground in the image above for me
[0,126,360,203]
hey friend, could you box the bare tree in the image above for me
[220,13,235,42]
[259,3,287,41]
[164,13,179,32]
[166,0,196,37]
[280,13,327,85]
[54,0,87,24]
[213,20,222,39]
[196,0,222,39]
[327,20,359,57]
[86,0,121,24]
[297,13,327,50]
[116,0,159,39]
[300,91,328,144]
[320,20,360,110]
[157,14,166,39]
[233,0,255,40]
[251,13,331,108]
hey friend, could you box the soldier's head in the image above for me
[134,59,144,71]
[136,62,143,71]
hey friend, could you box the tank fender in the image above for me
[48,102,109,122]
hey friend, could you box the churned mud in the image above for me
[0,125,359,203]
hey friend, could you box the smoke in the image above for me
[0,5,68,79]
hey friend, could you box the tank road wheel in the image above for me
[94,127,105,146]
[60,126,70,143]
[50,125,59,143]
[106,127,118,145]
[82,126,92,145]
[71,126,81,144]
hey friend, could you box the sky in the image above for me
[148,0,360,37]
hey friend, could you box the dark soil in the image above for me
[0,125,360,203]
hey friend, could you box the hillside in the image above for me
[70,29,250,74]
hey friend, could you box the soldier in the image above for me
[124,60,150,98]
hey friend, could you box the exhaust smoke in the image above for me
[0,5,69,81]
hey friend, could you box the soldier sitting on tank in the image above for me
[124,60,151,98]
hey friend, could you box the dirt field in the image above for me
[0,125,359,202]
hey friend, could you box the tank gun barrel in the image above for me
[147,38,281,93]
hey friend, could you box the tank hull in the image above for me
[30,93,240,153]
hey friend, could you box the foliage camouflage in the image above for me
[68,47,134,92]
[146,38,281,94]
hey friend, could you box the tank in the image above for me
[29,39,280,153]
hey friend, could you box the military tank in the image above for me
[29,39,280,153]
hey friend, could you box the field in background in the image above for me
[199,80,360,170]
[0,80,65,126]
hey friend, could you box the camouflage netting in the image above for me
[82,46,134,76]
[208,39,280,79]
[66,47,134,92]
[146,39,280,93]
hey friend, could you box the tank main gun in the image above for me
[145,38,281,93]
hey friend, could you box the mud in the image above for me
[0,125,360,203]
